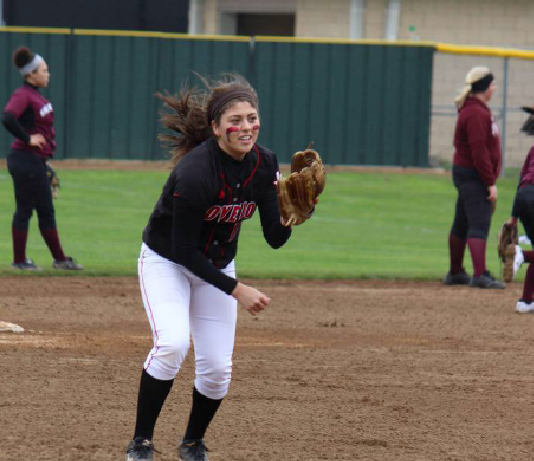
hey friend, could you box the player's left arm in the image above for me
[511,148,534,218]
[258,187,291,249]
[171,197,238,295]
[257,181,292,249]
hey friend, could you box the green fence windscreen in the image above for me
[0,30,433,166]
[253,41,434,165]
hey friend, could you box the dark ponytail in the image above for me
[157,86,212,167]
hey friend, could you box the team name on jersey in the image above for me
[491,117,499,137]
[204,201,257,223]
[40,102,53,117]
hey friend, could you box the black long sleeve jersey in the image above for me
[142,137,291,294]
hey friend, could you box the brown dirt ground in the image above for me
[0,277,532,461]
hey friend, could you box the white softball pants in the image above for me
[138,243,237,400]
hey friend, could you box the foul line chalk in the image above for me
[0,321,24,333]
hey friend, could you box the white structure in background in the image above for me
[188,0,534,167]
[349,0,365,39]
[187,0,404,39]
[188,0,204,35]
[384,0,400,40]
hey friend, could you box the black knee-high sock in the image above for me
[133,368,174,440]
[183,387,222,440]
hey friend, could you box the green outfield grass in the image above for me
[0,166,524,280]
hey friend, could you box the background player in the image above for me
[1,46,82,271]
[443,66,504,289]
[126,74,306,461]
[502,106,534,313]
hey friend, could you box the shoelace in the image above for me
[129,440,161,457]
[182,441,209,460]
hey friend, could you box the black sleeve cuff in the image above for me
[258,188,292,249]
[2,112,29,144]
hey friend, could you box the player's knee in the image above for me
[450,227,467,240]
[195,358,232,400]
[37,213,56,230]
[467,227,489,240]
[150,337,190,377]
[164,337,190,362]
[13,209,33,228]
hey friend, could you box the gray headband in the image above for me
[20,54,43,76]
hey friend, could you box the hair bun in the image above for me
[13,47,34,69]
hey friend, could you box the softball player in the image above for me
[1,47,82,271]
[502,106,534,313]
[443,66,504,289]
[126,74,294,461]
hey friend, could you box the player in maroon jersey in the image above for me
[125,74,306,461]
[1,47,82,271]
[502,106,534,313]
[443,66,503,289]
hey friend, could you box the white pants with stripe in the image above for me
[138,243,237,400]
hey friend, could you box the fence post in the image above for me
[500,56,509,175]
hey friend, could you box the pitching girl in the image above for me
[443,66,504,289]
[126,74,295,461]
[1,47,82,271]
[502,107,534,313]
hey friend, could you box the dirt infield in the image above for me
[0,277,532,461]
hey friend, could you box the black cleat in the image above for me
[126,438,155,461]
[443,270,470,285]
[11,258,41,271]
[52,256,83,270]
[178,439,210,461]
[470,271,505,289]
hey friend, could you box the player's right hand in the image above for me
[232,282,270,316]
[488,184,498,213]
[29,134,46,149]
[487,184,498,202]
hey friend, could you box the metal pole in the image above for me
[0,0,4,26]
[349,0,365,39]
[188,0,201,35]
[500,56,509,175]
[385,0,401,40]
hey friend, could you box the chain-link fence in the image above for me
[430,45,534,170]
